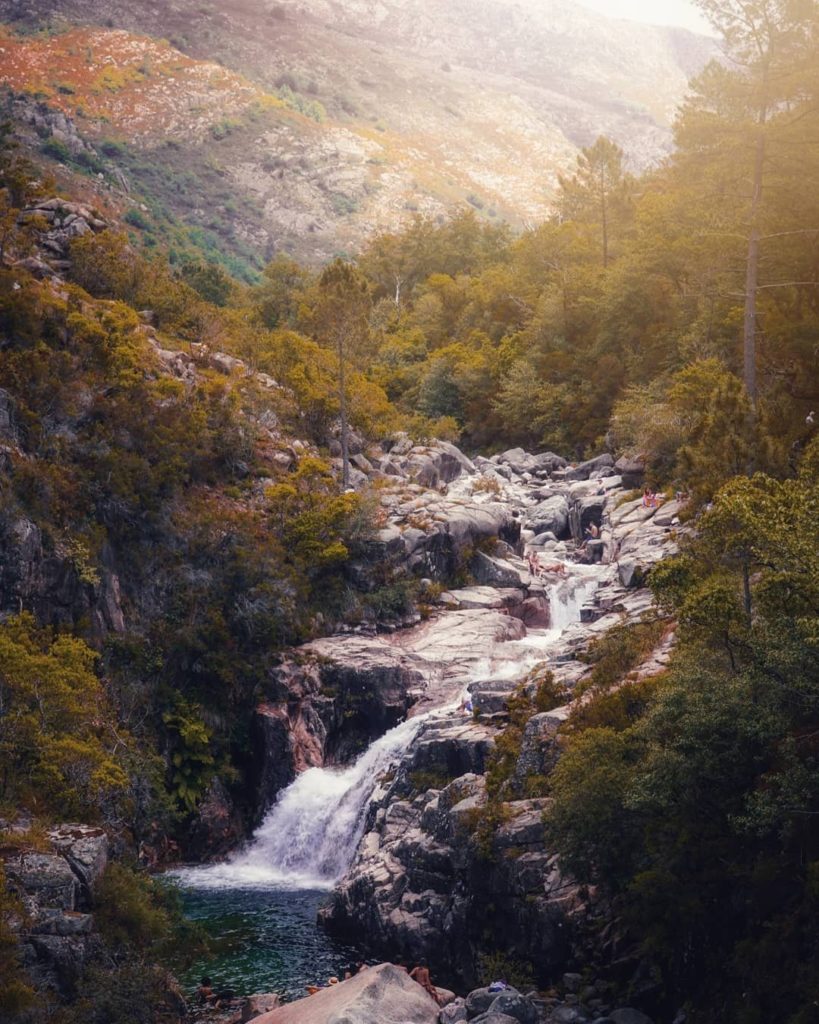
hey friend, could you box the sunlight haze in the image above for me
[578,0,714,34]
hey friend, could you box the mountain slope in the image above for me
[0,0,715,265]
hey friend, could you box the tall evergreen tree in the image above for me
[688,0,819,404]
[314,260,372,489]
[558,136,633,268]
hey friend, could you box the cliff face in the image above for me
[0,0,715,266]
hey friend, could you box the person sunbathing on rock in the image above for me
[409,961,440,1004]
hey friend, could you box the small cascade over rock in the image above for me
[176,708,445,890]
[546,572,601,632]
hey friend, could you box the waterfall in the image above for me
[548,572,601,632]
[176,563,604,894]
[174,711,436,891]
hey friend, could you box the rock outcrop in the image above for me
[254,963,439,1024]
[2,823,109,997]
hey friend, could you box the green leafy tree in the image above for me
[179,259,233,307]
[252,254,311,329]
[0,615,127,819]
[547,444,819,1017]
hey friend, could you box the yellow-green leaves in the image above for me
[0,614,126,819]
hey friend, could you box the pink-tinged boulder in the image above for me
[254,963,439,1024]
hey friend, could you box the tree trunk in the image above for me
[600,167,609,268]
[743,130,765,407]
[338,336,351,489]
[744,57,769,408]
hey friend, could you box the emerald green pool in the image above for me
[177,886,364,1003]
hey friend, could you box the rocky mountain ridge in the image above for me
[0,0,715,265]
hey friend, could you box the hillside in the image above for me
[0,0,715,269]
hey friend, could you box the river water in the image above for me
[173,565,603,1001]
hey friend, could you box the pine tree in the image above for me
[688,0,819,404]
[314,260,372,489]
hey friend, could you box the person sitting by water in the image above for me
[409,961,440,1004]
[198,977,235,1008]
[305,984,321,995]
[540,560,567,576]
[197,978,217,1005]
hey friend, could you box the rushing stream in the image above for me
[173,565,603,999]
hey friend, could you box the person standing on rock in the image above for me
[409,961,440,1004]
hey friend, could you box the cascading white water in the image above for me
[177,562,603,894]
[548,572,601,632]
[175,710,437,891]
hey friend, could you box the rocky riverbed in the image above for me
[200,435,686,998]
[1,427,684,1020]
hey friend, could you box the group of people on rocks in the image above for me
[526,551,567,577]
[304,961,370,995]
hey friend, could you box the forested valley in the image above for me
[1,2,818,1023]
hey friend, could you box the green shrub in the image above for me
[41,137,71,162]
[124,207,151,230]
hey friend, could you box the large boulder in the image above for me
[610,1011,654,1024]
[400,442,476,489]
[46,825,108,902]
[242,993,282,1021]
[525,495,570,538]
[562,454,615,482]
[8,853,78,910]
[440,997,468,1022]
[470,552,527,589]
[486,990,538,1023]
[614,455,646,488]
[410,720,496,777]
[465,987,498,1017]
[254,963,439,1024]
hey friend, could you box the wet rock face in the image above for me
[0,514,126,638]
[321,765,576,990]
[2,823,111,997]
